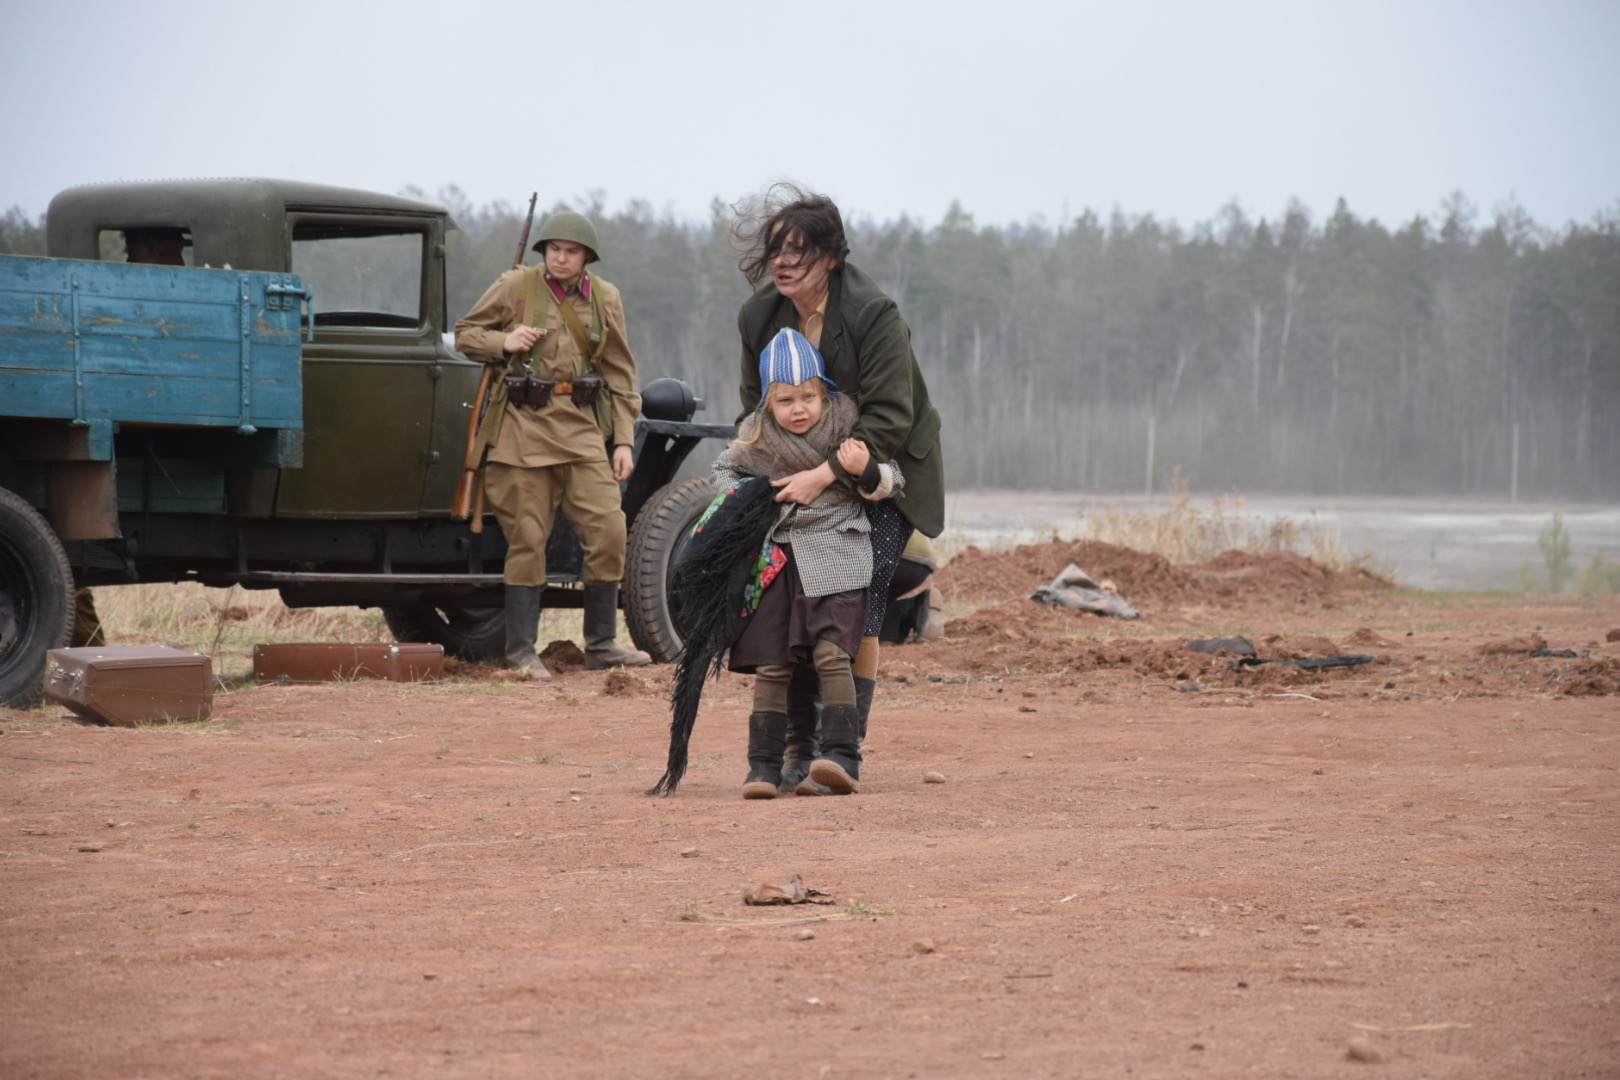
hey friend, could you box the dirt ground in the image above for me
[3,543,1618,1079]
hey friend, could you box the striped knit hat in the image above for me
[758,328,840,400]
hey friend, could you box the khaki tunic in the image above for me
[456,269,642,463]
[455,269,643,585]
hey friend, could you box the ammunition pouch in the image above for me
[568,374,604,407]
[504,373,605,410]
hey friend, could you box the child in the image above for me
[715,328,902,798]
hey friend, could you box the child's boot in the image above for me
[780,664,829,795]
[743,711,789,799]
[808,704,862,795]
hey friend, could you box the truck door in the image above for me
[274,217,437,518]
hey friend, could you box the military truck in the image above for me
[0,179,727,706]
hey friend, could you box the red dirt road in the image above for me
[3,563,1617,1078]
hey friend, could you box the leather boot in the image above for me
[743,711,788,799]
[808,704,862,795]
[582,583,651,669]
[503,585,551,680]
[780,663,828,795]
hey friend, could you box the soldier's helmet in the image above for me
[532,210,601,263]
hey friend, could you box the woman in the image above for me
[734,184,944,794]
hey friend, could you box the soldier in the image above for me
[454,211,651,678]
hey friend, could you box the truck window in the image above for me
[97,228,194,267]
[291,224,423,329]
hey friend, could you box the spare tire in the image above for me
[382,604,505,663]
[623,476,715,663]
[0,488,75,707]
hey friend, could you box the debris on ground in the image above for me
[1030,563,1142,619]
[1480,634,1547,655]
[601,670,648,696]
[539,640,587,673]
[743,874,835,906]
[1231,654,1376,672]
[1187,636,1256,656]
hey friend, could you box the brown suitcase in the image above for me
[251,642,444,685]
[45,646,214,726]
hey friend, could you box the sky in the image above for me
[3,0,1616,232]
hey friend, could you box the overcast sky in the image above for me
[3,0,1615,232]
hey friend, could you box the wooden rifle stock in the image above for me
[449,364,495,519]
[451,192,540,522]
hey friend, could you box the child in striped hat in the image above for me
[717,327,902,797]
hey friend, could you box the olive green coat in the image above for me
[737,263,945,538]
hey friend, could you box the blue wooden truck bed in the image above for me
[0,254,309,461]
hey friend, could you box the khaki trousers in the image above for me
[485,460,626,587]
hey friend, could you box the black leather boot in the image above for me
[583,582,651,669]
[808,704,862,795]
[743,711,789,799]
[503,585,551,679]
[779,663,827,795]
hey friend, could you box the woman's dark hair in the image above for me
[733,182,850,288]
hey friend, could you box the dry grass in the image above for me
[1082,493,1360,568]
[88,584,596,686]
[934,474,1371,573]
[90,583,385,685]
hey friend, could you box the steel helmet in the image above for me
[532,210,601,262]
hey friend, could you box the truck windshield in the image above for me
[292,224,423,329]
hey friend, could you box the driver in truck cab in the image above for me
[454,211,651,679]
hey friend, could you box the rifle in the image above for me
[451,191,539,522]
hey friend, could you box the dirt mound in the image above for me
[936,539,1389,610]
[937,540,1197,607]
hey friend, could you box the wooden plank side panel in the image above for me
[76,293,244,344]
[1,255,304,430]
[0,285,73,333]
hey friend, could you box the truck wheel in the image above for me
[623,476,715,663]
[382,605,505,663]
[0,488,75,708]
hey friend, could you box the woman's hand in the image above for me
[502,325,543,353]
[836,438,870,476]
[771,461,836,504]
[612,445,635,483]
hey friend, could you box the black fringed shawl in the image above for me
[646,475,784,796]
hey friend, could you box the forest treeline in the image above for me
[6,189,1616,499]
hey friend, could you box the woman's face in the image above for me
[768,380,824,435]
[771,229,837,303]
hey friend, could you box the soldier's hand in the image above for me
[611,444,634,483]
[502,325,543,353]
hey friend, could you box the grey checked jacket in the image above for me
[711,455,904,598]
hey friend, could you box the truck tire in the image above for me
[0,488,75,708]
[623,476,715,663]
[382,605,505,663]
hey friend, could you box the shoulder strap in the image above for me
[514,267,551,372]
[554,281,607,371]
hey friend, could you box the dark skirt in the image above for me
[727,544,868,673]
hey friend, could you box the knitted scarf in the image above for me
[724,394,860,498]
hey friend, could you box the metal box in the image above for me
[251,642,444,685]
[44,646,214,726]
